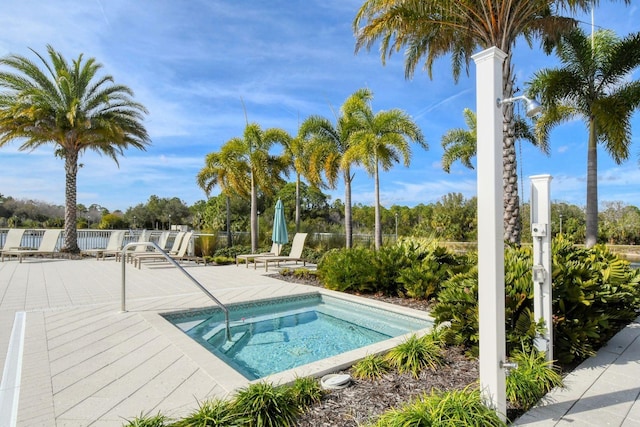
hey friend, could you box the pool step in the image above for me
[219,331,248,353]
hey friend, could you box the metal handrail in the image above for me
[120,241,231,341]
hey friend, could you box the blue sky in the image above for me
[0,1,639,212]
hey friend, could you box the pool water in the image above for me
[163,293,432,380]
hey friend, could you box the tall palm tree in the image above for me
[441,108,544,173]
[281,126,310,233]
[299,88,371,248]
[0,45,149,252]
[353,0,626,243]
[223,123,289,252]
[343,89,426,249]
[196,151,249,246]
[527,28,640,247]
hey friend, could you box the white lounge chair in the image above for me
[254,233,308,271]
[130,231,185,267]
[0,229,25,256]
[134,231,194,268]
[236,242,282,268]
[1,229,62,262]
[81,230,125,260]
[117,230,150,262]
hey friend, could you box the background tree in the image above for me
[301,88,376,248]
[527,28,640,247]
[441,108,544,172]
[342,88,426,249]
[197,151,249,246]
[0,45,149,252]
[353,0,621,244]
[223,123,289,252]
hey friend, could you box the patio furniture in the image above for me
[254,233,308,271]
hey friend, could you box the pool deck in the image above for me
[0,258,639,426]
[0,257,431,426]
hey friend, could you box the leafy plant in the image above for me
[551,238,640,363]
[506,348,563,410]
[352,354,390,379]
[369,386,506,427]
[233,382,300,427]
[286,377,323,409]
[384,334,443,378]
[122,412,170,427]
[211,255,235,265]
[317,248,377,293]
[173,398,240,426]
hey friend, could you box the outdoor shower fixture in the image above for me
[497,95,543,117]
[530,175,553,362]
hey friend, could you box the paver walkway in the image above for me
[514,316,640,426]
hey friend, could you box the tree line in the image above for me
[2,191,640,246]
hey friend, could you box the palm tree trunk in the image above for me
[374,161,381,250]
[63,151,80,253]
[585,118,598,248]
[250,171,258,252]
[226,195,232,247]
[295,173,301,233]
[502,58,521,244]
[344,169,353,249]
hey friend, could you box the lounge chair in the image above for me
[156,231,171,251]
[117,230,150,262]
[0,229,26,257]
[1,229,62,262]
[254,233,308,271]
[81,230,125,260]
[130,231,185,267]
[134,231,194,269]
[236,242,282,268]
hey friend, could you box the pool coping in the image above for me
[143,288,435,390]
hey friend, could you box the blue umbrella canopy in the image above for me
[271,199,288,251]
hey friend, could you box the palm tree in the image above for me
[299,88,371,248]
[343,89,426,249]
[0,45,149,252]
[196,151,249,246]
[222,123,289,252]
[353,0,626,243]
[281,125,311,233]
[527,28,640,247]
[441,108,544,173]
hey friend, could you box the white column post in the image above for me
[472,46,507,418]
[530,174,554,362]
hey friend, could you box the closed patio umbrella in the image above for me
[272,199,288,254]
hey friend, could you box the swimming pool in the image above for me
[162,293,433,380]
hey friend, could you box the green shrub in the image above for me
[430,267,481,356]
[211,255,235,265]
[286,377,323,409]
[384,334,443,378]
[196,229,218,257]
[317,248,377,293]
[352,354,390,380]
[371,244,413,295]
[233,382,300,427]
[214,245,253,258]
[369,386,506,427]
[432,241,640,364]
[397,245,462,300]
[173,399,239,426]
[506,348,563,411]
[552,239,640,363]
[122,412,170,427]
